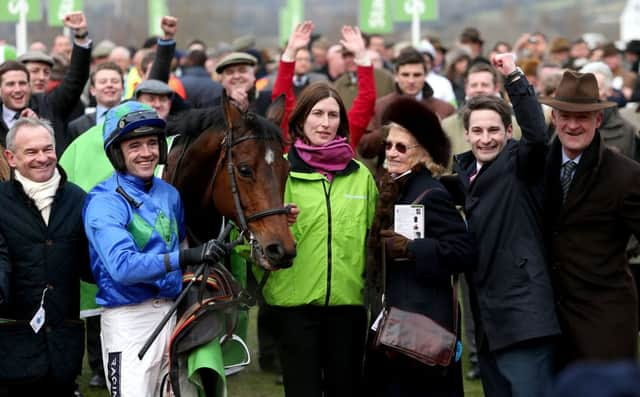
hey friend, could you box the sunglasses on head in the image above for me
[384,140,419,154]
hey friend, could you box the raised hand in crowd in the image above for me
[18,108,38,119]
[161,16,178,41]
[491,52,517,77]
[282,20,314,62]
[63,11,89,44]
[340,25,370,66]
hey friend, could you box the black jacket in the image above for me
[0,168,92,383]
[67,111,97,143]
[0,42,91,156]
[181,66,223,108]
[453,77,561,352]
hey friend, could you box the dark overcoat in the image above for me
[544,132,640,366]
[453,77,561,352]
[365,167,476,396]
[0,169,92,384]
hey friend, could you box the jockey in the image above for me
[82,100,227,396]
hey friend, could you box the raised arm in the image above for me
[46,11,91,117]
[272,20,313,141]
[492,53,547,179]
[148,16,178,83]
[341,25,375,150]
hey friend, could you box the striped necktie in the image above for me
[560,160,577,203]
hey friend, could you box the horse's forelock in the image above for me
[244,112,284,147]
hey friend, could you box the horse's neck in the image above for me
[186,212,224,246]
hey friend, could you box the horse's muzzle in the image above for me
[264,242,296,269]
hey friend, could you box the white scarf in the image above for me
[14,168,61,225]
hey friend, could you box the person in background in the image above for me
[0,11,91,156]
[442,62,523,159]
[358,47,455,179]
[180,49,222,108]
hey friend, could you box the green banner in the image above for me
[278,6,291,46]
[359,0,393,33]
[394,0,438,22]
[288,0,303,26]
[148,0,169,36]
[48,0,83,26]
[0,0,42,22]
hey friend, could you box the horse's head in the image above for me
[166,95,296,270]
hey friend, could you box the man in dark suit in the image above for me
[68,62,123,142]
[0,11,91,156]
[453,53,560,397]
[540,70,640,368]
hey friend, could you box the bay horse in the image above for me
[160,94,295,396]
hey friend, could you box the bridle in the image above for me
[218,127,290,232]
[211,123,291,265]
[170,117,290,262]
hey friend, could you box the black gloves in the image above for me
[179,239,229,268]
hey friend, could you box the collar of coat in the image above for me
[393,80,435,99]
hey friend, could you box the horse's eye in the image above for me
[237,164,253,178]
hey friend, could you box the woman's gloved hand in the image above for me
[380,229,413,260]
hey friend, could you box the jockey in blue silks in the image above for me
[82,101,226,396]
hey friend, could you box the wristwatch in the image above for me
[74,30,89,39]
[505,67,524,84]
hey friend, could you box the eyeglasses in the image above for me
[384,141,419,154]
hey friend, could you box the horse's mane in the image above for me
[166,107,225,138]
[166,107,283,146]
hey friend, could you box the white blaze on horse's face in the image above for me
[265,147,274,165]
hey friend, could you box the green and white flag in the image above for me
[48,0,82,26]
[394,0,438,22]
[359,0,393,34]
[0,0,42,22]
[148,0,169,36]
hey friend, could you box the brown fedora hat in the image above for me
[539,70,616,112]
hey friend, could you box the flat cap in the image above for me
[232,34,256,52]
[215,52,257,74]
[92,39,116,58]
[134,79,173,97]
[17,51,54,66]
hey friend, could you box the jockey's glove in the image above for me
[179,239,229,268]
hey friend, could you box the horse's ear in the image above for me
[222,90,243,129]
[266,94,286,126]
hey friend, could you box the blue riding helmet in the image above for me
[103,101,168,172]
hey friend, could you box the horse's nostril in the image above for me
[265,243,285,261]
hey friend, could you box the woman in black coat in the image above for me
[365,97,476,397]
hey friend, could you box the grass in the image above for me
[78,308,485,397]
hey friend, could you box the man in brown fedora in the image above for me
[540,70,640,369]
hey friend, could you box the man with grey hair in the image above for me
[0,117,91,394]
[574,61,636,159]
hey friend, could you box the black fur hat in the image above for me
[381,97,451,168]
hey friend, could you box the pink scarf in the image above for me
[294,137,354,181]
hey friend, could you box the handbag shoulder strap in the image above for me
[412,187,444,204]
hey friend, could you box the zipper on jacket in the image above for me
[322,180,333,307]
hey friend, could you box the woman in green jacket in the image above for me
[255,28,378,397]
